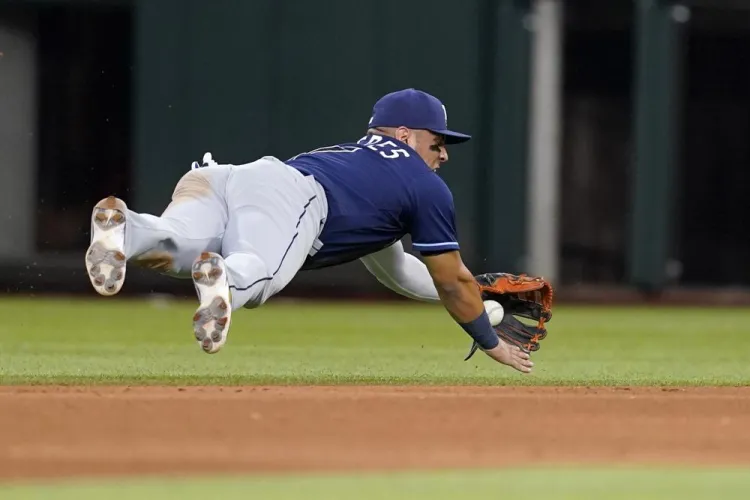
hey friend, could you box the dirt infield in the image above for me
[1,386,749,480]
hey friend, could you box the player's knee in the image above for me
[239,291,268,309]
[225,252,275,310]
[232,283,273,310]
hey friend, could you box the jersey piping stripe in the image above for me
[229,195,317,292]
[412,241,459,248]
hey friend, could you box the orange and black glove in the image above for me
[465,273,554,361]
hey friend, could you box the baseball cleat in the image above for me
[192,252,231,354]
[86,196,127,296]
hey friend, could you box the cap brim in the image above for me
[431,129,472,144]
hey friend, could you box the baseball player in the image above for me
[86,88,551,373]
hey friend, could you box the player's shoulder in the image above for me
[405,160,451,189]
[396,163,455,216]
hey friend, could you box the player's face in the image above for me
[406,130,448,171]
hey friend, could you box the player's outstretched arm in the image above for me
[422,250,534,373]
[360,240,441,303]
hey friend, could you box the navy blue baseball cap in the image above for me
[368,88,472,144]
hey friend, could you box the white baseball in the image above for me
[483,300,504,326]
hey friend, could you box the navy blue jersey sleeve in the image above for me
[407,175,460,254]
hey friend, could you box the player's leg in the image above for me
[190,157,328,354]
[85,166,231,296]
[223,159,327,309]
[126,166,231,275]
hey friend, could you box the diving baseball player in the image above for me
[85,88,553,373]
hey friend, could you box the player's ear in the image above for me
[395,127,411,143]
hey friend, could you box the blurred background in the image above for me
[0,0,749,304]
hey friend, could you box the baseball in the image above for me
[483,300,504,326]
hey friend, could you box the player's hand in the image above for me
[483,339,534,373]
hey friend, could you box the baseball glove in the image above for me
[464,272,554,361]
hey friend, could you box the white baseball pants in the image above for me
[123,156,328,309]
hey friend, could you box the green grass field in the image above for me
[3,468,750,500]
[2,295,749,499]
[0,295,748,386]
